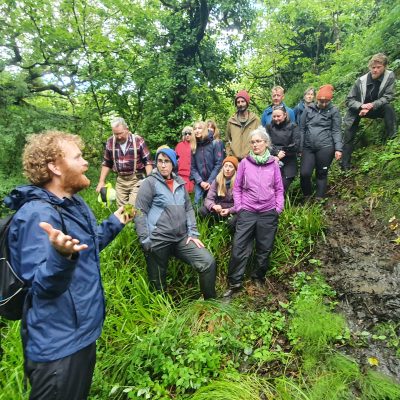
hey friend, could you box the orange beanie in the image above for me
[223,156,239,170]
[316,84,334,100]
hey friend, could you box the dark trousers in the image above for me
[227,210,278,287]
[25,342,96,400]
[145,237,216,299]
[281,175,294,193]
[342,103,397,168]
[300,147,334,198]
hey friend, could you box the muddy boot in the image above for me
[222,284,243,300]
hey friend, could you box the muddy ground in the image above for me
[317,194,400,381]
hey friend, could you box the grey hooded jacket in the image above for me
[135,170,199,251]
[343,69,395,128]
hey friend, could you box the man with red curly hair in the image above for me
[4,131,132,399]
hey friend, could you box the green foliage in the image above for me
[272,199,325,270]
[288,273,347,371]
[359,370,400,399]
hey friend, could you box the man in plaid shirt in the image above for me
[96,117,153,206]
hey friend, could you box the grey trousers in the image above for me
[145,237,217,299]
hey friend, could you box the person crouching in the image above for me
[135,148,217,299]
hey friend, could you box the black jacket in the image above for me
[266,121,300,179]
[299,102,343,152]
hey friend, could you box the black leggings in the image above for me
[300,147,334,198]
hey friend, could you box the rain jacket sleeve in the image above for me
[232,161,245,213]
[331,108,343,152]
[207,141,224,184]
[190,152,203,184]
[134,178,154,250]
[184,191,199,238]
[204,181,218,211]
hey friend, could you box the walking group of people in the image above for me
[3,52,396,399]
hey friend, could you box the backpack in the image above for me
[0,214,27,321]
[0,203,65,321]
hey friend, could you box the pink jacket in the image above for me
[233,155,284,214]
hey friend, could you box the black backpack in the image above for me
[0,213,27,321]
[0,203,65,321]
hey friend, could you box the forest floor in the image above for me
[315,174,400,382]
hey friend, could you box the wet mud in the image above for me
[317,198,400,381]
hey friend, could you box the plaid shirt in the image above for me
[102,133,153,175]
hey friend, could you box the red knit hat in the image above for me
[235,90,250,105]
[316,84,334,100]
[223,156,239,170]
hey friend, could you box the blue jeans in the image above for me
[194,183,206,205]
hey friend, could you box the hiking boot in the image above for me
[222,285,243,299]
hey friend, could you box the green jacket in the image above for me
[225,111,260,159]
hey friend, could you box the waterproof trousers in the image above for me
[341,103,397,168]
[26,342,96,400]
[145,237,217,299]
[227,210,279,287]
[300,146,334,198]
[115,173,144,207]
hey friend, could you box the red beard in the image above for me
[61,166,91,195]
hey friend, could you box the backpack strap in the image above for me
[132,133,137,174]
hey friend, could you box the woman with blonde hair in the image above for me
[190,121,224,205]
[199,156,239,228]
[175,126,194,193]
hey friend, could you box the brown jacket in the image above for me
[225,111,260,159]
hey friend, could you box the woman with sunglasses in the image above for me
[224,127,284,298]
[266,105,300,193]
[175,126,194,193]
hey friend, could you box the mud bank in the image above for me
[317,198,400,380]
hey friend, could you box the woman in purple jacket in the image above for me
[224,127,284,298]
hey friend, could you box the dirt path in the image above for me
[317,197,400,380]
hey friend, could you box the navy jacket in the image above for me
[5,185,124,362]
[261,102,295,127]
[190,138,224,184]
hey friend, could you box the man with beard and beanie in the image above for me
[341,53,397,170]
[4,131,133,400]
[96,117,153,206]
[261,86,295,127]
[135,147,217,300]
[225,90,260,160]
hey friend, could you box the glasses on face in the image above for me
[250,139,266,145]
[157,158,172,166]
[184,132,191,136]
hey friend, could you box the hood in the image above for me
[197,137,212,146]
[3,185,63,211]
[271,119,290,129]
[310,102,334,112]
[150,170,186,187]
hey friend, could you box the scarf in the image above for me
[249,149,270,165]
